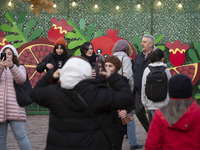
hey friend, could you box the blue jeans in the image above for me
[0,121,31,150]
[127,111,138,146]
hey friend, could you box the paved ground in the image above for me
[7,115,146,150]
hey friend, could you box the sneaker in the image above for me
[130,144,143,150]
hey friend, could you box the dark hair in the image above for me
[148,49,164,63]
[3,48,19,65]
[80,42,93,55]
[53,44,68,56]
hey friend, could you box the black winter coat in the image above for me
[36,53,69,74]
[30,73,134,150]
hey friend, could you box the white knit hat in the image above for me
[60,57,92,90]
[0,44,19,58]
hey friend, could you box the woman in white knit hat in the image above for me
[0,44,31,150]
[31,56,134,150]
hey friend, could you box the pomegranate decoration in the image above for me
[166,40,189,67]
[48,18,73,43]
[91,28,136,60]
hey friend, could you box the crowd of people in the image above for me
[0,35,200,150]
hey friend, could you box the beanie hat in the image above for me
[60,56,92,90]
[112,40,130,53]
[0,44,19,58]
[54,37,67,48]
[105,55,122,72]
[169,74,192,99]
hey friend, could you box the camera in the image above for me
[1,52,6,60]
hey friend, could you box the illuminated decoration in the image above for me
[166,40,189,67]
[94,3,98,9]
[8,1,12,6]
[48,18,73,43]
[53,3,57,8]
[137,3,141,9]
[178,1,183,8]
[90,28,137,60]
[72,1,77,7]
[116,4,119,10]
[30,4,34,10]
[22,0,56,17]
[157,0,161,6]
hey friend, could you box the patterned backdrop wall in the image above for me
[0,0,200,114]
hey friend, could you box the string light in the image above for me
[178,1,183,8]
[137,3,141,9]
[30,4,34,10]
[157,0,161,6]
[116,4,120,10]
[72,1,77,7]
[8,1,12,6]
[53,3,57,8]
[94,3,98,9]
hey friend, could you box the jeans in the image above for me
[0,121,31,150]
[127,111,138,146]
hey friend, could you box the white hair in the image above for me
[143,34,155,44]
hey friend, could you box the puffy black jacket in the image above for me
[36,53,69,74]
[30,73,133,150]
[133,52,150,94]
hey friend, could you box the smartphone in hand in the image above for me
[1,52,6,61]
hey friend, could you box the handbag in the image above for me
[13,66,33,107]
[121,112,133,125]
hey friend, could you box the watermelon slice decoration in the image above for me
[169,63,200,86]
[17,37,54,87]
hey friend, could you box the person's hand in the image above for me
[46,63,54,69]
[6,58,14,69]
[118,110,127,119]
[91,69,96,79]
[53,69,61,79]
[0,58,6,69]
[99,66,111,79]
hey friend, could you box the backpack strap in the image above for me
[121,56,125,76]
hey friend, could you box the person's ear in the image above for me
[161,57,165,62]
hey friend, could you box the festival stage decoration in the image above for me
[90,28,136,60]
[48,18,73,43]
[166,40,190,67]
[0,12,200,100]
[0,12,42,49]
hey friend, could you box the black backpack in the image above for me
[145,65,167,102]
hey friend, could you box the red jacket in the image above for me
[145,99,200,150]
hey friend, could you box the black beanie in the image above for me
[169,74,192,98]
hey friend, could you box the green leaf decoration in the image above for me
[93,30,102,39]
[157,45,165,51]
[65,18,102,55]
[133,36,142,53]
[155,34,163,44]
[194,42,200,57]
[0,12,42,49]
[188,49,200,63]
[194,93,200,99]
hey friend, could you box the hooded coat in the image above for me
[145,99,200,150]
[30,72,134,150]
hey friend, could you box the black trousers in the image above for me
[135,93,151,132]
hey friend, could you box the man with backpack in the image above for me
[133,34,157,132]
[141,49,171,123]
